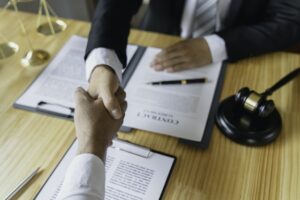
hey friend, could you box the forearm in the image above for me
[85,0,142,66]
[77,138,109,162]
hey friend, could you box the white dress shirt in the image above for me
[57,154,105,200]
[58,1,232,199]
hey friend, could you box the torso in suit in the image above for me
[85,0,300,66]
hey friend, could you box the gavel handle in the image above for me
[261,67,300,97]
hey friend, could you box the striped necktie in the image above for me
[192,0,218,38]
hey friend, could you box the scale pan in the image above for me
[37,19,67,36]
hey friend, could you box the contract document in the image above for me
[14,36,225,145]
[14,35,138,118]
[124,48,222,142]
[34,139,175,200]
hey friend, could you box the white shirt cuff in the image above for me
[85,48,123,82]
[57,154,105,200]
[204,34,228,63]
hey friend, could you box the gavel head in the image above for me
[234,87,275,118]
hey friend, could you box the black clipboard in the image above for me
[13,45,146,125]
[33,139,176,200]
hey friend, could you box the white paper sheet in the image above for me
[35,140,175,200]
[15,36,223,142]
[123,48,222,142]
[15,36,138,116]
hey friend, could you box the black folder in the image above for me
[14,37,227,149]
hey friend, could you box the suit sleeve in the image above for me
[217,0,300,62]
[85,0,142,67]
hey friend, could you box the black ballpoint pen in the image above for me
[147,78,208,85]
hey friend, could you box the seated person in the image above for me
[85,0,300,120]
[57,87,127,200]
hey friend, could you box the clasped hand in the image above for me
[87,38,212,121]
[151,38,212,72]
[74,87,127,160]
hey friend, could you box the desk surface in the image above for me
[1,10,300,200]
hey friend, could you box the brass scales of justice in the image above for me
[0,0,67,67]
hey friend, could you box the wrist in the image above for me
[77,138,110,161]
[77,146,107,161]
[92,65,115,78]
[203,34,227,63]
[90,65,119,84]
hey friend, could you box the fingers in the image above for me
[153,49,183,64]
[116,88,127,114]
[165,62,195,72]
[115,87,126,102]
[152,55,188,71]
[151,44,188,71]
[100,87,123,119]
[88,66,122,119]
[75,87,92,105]
[93,87,127,119]
[150,39,212,73]
[120,100,127,114]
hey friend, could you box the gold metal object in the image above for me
[0,42,19,60]
[37,19,67,36]
[36,0,67,36]
[0,1,20,60]
[5,0,50,67]
[181,80,187,84]
[21,49,50,67]
[244,92,261,112]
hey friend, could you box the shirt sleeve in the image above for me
[57,154,105,200]
[85,47,123,82]
[204,34,228,63]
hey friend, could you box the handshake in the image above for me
[74,83,127,160]
[74,37,212,160]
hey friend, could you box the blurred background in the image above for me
[0,0,149,27]
[1,0,299,51]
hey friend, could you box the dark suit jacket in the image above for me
[85,0,300,67]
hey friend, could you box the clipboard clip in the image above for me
[37,101,74,118]
[111,138,152,158]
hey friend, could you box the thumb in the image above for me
[100,87,122,119]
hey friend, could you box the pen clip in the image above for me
[111,138,151,158]
[37,101,74,118]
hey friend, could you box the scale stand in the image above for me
[8,0,50,67]
[0,2,19,60]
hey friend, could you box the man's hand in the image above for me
[74,87,127,160]
[151,38,212,72]
[88,65,123,119]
